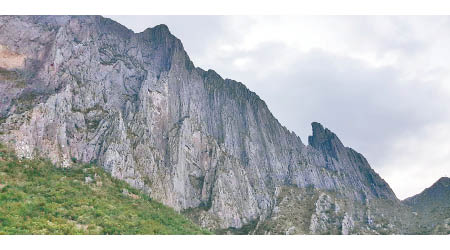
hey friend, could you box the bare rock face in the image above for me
[308,122,397,201]
[0,15,403,231]
[309,193,339,234]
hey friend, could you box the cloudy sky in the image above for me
[107,16,449,199]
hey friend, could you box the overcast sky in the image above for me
[107,16,450,199]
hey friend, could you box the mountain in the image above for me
[0,15,443,234]
[403,177,450,234]
[0,144,207,234]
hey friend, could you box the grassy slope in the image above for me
[0,144,209,235]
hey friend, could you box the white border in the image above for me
[0,235,449,250]
[1,0,450,15]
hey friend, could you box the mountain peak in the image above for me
[426,176,450,191]
[402,176,450,233]
[436,176,450,184]
[141,23,172,37]
[153,24,170,32]
[308,122,345,160]
[311,121,324,132]
[403,177,450,208]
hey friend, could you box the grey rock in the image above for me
[0,15,407,232]
[341,213,354,235]
[85,176,93,183]
[285,226,296,235]
[309,193,335,234]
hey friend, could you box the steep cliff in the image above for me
[0,15,407,233]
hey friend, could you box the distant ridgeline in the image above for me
[402,177,450,234]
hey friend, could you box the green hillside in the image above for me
[0,144,209,235]
[403,177,450,234]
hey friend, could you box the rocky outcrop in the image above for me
[0,15,402,231]
[309,193,340,234]
[308,122,397,201]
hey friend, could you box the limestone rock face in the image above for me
[307,122,397,201]
[309,193,339,234]
[0,15,400,231]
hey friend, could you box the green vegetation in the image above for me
[0,144,209,235]
[403,178,450,235]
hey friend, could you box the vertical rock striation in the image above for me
[0,15,401,232]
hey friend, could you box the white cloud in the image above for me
[232,57,252,70]
[379,122,450,198]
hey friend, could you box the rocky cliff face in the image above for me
[0,15,405,233]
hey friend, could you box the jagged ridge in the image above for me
[0,15,412,233]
